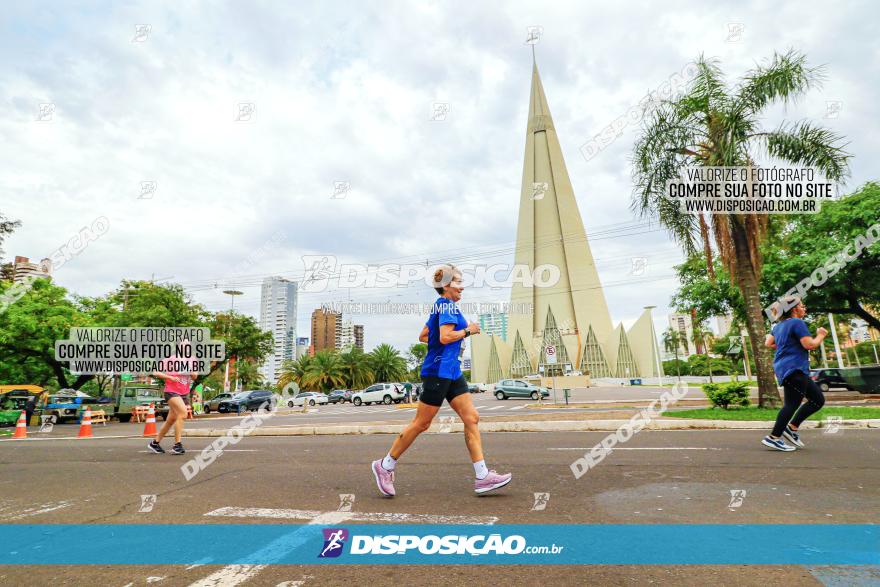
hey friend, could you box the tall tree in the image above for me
[302,350,346,392]
[338,347,373,389]
[691,323,715,383]
[662,327,684,380]
[0,213,21,266]
[633,50,850,406]
[0,278,93,389]
[368,343,408,383]
[277,355,313,392]
[761,182,880,330]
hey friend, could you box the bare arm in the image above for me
[418,326,429,343]
[800,327,828,351]
[439,322,480,345]
[764,334,776,349]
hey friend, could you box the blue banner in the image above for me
[1,524,877,565]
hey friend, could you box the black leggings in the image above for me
[771,370,826,437]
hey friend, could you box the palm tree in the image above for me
[662,327,684,380]
[235,359,264,389]
[368,343,408,383]
[277,355,313,392]
[632,50,850,406]
[691,324,715,383]
[302,350,347,392]
[338,348,373,390]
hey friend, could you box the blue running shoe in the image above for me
[762,436,796,452]
[782,425,804,448]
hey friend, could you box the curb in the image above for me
[182,418,880,437]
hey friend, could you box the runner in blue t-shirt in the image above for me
[761,297,828,451]
[371,264,512,496]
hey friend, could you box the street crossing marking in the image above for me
[205,506,498,525]
[547,447,723,451]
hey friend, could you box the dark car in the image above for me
[810,369,852,393]
[328,389,352,404]
[218,390,276,414]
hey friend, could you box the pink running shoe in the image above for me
[371,459,396,497]
[475,470,512,494]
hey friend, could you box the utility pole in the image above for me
[222,290,244,393]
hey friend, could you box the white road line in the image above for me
[485,406,505,411]
[137,449,259,453]
[509,405,526,410]
[547,447,721,451]
[5,500,74,520]
[205,506,498,525]
[189,511,346,587]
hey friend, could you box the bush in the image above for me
[687,355,734,376]
[662,359,689,376]
[703,382,751,409]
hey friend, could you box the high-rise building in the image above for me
[10,256,52,284]
[259,277,298,385]
[336,320,355,350]
[667,312,696,358]
[479,312,508,342]
[471,61,661,382]
[353,324,364,351]
[311,308,364,352]
[311,308,340,352]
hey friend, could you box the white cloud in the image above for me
[2,0,877,354]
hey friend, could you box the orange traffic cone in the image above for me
[143,404,157,437]
[12,411,27,439]
[77,408,93,438]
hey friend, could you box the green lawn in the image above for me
[665,406,880,420]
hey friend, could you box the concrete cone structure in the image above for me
[13,411,27,439]
[142,404,157,437]
[471,59,658,383]
[77,408,93,438]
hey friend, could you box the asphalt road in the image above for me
[1,427,878,586]
[5,386,722,439]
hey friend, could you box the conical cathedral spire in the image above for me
[506,61,615,374]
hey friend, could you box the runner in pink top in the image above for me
[149,351,197,455]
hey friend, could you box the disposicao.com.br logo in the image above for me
[319,529,563,557]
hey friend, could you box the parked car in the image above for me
[493,379,550,400]
[327,389,352,404]
[288,391,329,407]
[218,390,276,413]
[204,392,235,414]
[468,383,487,393]
[352,383,405,406]
[810,369,852,393]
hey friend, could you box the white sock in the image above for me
[381,454,397,471]
[474,460,489,480]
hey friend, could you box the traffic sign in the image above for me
[545,345,557,364]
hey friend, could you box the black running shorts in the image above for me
[419,375,469,407]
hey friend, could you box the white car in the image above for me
[352,383,405,406]
[287,392,329,407]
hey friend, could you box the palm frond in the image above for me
[755,121,851,180]
[734,49,824,115]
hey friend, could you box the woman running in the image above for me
[148,357,195,455]
[762,297,828,451]
[371,264,512,496]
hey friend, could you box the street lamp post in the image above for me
[222,290,244,393]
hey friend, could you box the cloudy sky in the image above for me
[2,1,877,356]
